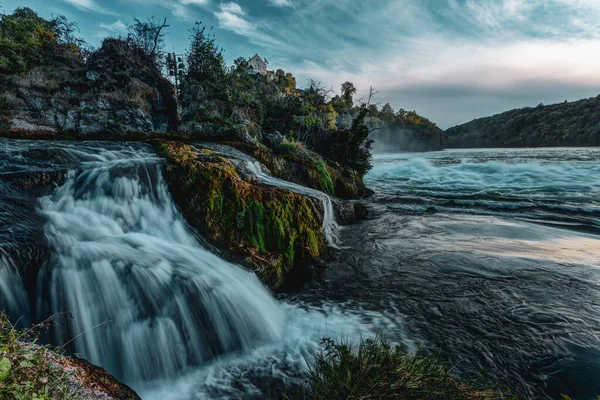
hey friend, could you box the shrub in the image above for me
[0,313,80,400]
[305,336,519,400]
[0,8,83,75]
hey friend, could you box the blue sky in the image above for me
[2,0,600,128]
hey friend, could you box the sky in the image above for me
[2,0,600,128]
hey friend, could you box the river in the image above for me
[1,141,599,399]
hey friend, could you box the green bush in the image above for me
[0,313,80,400]
[304,336,519,400]
[0,7,83,75]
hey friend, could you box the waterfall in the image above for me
[0,252,29,323]
[35,152,284,383]
[245,161,340,247]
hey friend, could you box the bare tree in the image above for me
[127,16,169,67]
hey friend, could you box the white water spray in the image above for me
[36,152,284,383]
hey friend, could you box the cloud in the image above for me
[99,20,127,35]
[61,0,115,14]
[269,0,293,7]
[214,2,280,46]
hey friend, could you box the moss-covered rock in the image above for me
[157,141,326,288]
[224,141,371,199]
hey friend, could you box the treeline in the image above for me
[177,23,376,173]
[0,7,445,173]
[366,104,443,152]
[445,96,600,148]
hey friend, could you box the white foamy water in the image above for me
[367,148,600,227]
[246,161,340,247]
[0,140,405,399]
[36,150,284,383]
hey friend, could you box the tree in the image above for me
[340,81,357,108]
[233,56,248,73]
[127,16,169,68]
[0,7,83,74]
[185,23,225,88]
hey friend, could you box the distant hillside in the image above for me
[368,106,444,152]
[445,95,600,148]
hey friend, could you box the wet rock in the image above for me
[157,141,327,289]
[3,170,69,195]
[332,199,368,224]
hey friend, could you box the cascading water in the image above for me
[35,149,284,383]
[245,161,340,247]
[0,252,29,322]
[0,139,407,399]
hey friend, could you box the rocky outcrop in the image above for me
[47,354,141,400]
[332,199,368,225]
[157,141,327,288]
[225,141,372,199]
[0,39,178,139]
[0,311,139,400]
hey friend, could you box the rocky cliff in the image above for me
[0,38,178,139]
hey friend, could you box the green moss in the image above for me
[315,159,334,195]
[157,141,326,288]
[224,141,368,199]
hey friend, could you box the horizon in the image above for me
[2,0,600,129]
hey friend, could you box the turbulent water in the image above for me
[2,142,599,399]
[337,148,600,399]
[0,139,396,399]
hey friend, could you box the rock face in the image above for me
[49,354,141,400]
[157,141,327,288]
[0,39,178,138]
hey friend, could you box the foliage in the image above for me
[0,313,80,400]
[305,336,520,400]
[0,7,85,75]
[446,96,600,148]
[178,23,375,175]
[340,81,357,108]
[185,23,226,91]
[126,17,169,69]
[321,106,374,175]
[368,105,444,152]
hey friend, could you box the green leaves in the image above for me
[0,357,12,382]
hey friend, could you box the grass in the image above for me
[302,336,520,400]
[0,312,81,400]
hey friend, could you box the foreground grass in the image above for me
[303,337,520,400]
[0,313,79,400]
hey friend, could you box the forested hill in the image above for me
[368,106,444,152]
[445,95,600,148]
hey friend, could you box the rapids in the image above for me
[2,141,600,399]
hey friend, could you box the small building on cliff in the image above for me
[247,54,268,75]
